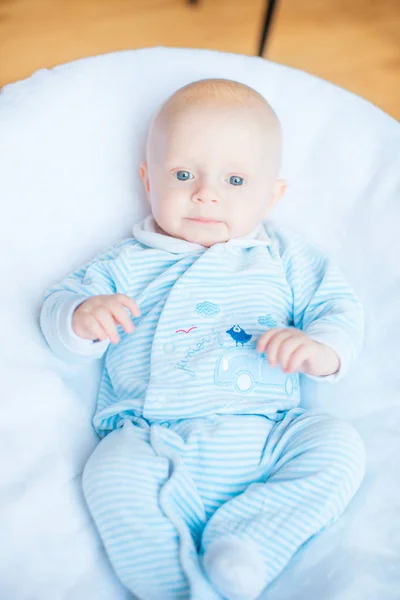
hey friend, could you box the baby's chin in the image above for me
[180,219,230,247]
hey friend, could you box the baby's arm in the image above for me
[258,229,364,381]
[40,240,137,362]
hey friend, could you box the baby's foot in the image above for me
[202,537,266,600]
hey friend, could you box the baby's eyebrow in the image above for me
[167,164,251,174]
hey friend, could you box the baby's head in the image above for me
[140,78,286,247]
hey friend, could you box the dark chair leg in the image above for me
[187,0,278,58]
[258,0,279,57]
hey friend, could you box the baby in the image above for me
[40,79,366,600]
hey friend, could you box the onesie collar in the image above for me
[132,214,271,254]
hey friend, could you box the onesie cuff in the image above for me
[40,291,110,361]
[303,325,355,383]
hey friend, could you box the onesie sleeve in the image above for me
[280,229,365,382]
[40,239,135,362]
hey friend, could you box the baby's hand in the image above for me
[72,294,141,344]
[256,328,340,377]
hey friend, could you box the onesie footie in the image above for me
[202,538,267,600]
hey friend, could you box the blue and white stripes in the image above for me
[40,216,366,599]
[40,216,364,437]
[82,410,366,599]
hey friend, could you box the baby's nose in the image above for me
[192,189,219,204]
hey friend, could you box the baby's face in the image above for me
[140,102,285,247]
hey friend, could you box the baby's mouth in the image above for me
[187,217,222,225]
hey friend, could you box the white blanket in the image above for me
[0,46,399,600]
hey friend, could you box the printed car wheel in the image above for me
[234,371,254,392]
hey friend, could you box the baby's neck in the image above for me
[154,221,168,236]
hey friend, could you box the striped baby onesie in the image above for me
[40,215,366,600]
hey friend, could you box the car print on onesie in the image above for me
[215,325,298,396]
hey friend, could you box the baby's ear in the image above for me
[266,179,286,215]
[139,162,150,194]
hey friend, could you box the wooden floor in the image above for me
[0,0,399,118]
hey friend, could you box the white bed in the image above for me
[0,46,399,600]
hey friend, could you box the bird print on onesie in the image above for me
[226,325,252,347]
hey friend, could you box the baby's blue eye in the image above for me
[175,170,193,181]
[229,175,245,186]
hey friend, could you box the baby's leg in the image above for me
[82,419,206,600]
[201,408,366,600]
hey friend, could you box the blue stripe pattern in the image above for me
[82,410,365,599]
[40,220,366,599]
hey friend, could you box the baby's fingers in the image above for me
[115,294,141,318]
[256,328,285,354]
[109,303,136,335]
[260,329,293,367]
[78,314,109,342]
[92,306,120,344]
[276,337,307,372]
[263,329,294,367]
[286,344,313,374]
